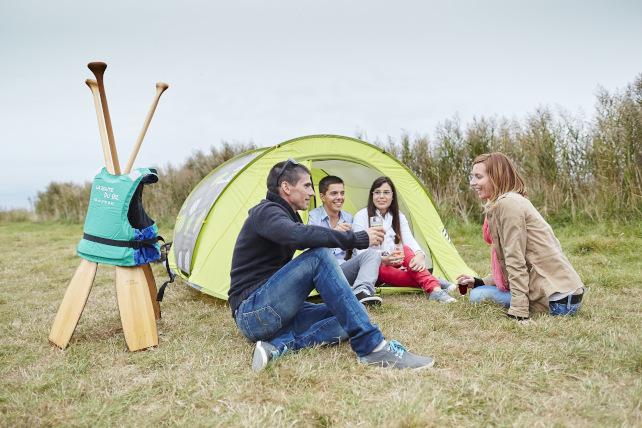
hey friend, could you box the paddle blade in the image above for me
[115,266,158,351]
[49,259,97,349]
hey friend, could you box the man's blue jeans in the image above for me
[234,248,385,357]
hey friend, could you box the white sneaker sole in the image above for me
[251,341,269,372]
[359,295,383,306]
[358,357,436,370]
[413,358,436,370]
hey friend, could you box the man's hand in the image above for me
[333,222,352,232]
[366,227,384,246]
[408,251,426,272]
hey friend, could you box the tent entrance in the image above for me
[307,159,433,270]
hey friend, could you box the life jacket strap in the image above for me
[82,233,160,250]
[156,241,176,302]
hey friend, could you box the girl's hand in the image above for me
[409,252,426,272]
[381,254,403,267]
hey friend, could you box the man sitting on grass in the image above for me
[308,175,382,306]
[228,159,435,371]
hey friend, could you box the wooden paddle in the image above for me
[49,259,97,349]
[124,82,169,174]
[115,266,159,351]
[142,263,161,320]
[85,79,116,174]
[87,62,120,174]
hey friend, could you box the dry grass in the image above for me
[1,221,641,427]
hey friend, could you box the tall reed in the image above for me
[31,74,641,225]
[33,142,253,225]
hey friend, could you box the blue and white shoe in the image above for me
[251,341,279,372]
[438,278,458,294]
[429,288,456,303]
[358,340,435,370]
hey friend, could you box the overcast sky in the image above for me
[1,0,641,209]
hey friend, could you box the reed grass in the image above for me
[28,74,642,225]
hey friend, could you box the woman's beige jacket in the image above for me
[485,193,584,318]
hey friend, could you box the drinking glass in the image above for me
[370,216,383,228]
[392,243,404,266]
[369,216,384,249]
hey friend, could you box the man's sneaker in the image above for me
[251,341,279,372]
[428,288,456,303]
[354,289,383,306]
[358,340,435,369]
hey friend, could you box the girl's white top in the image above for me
[352,208,422,256]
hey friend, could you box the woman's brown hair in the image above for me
[473,152,526,201]
[367,176,401,244]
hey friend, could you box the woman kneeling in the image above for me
[458,153,585,320]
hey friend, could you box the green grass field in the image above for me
[1,221,641,427]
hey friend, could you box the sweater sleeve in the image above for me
[254,203,369,250]
[496,200,530,318]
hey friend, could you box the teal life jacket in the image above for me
[77,167,161,266]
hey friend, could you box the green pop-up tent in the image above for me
[168,134,475,300]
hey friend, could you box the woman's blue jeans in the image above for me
[470,285,582,316]
[235,248,384,357]
[549,296,582,316]
[469,285,511,307]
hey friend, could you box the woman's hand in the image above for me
[409,252,426,272]
[381,254,403,267]
[456,274,475,288]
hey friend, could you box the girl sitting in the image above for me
[353,176,456,303]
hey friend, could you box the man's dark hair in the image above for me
[318,175,344,194]
[266,159,311,194]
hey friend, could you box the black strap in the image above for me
[473,277,485,288]
[550,292,583,305]
[156,241,176,302]
[83,233,161,250]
